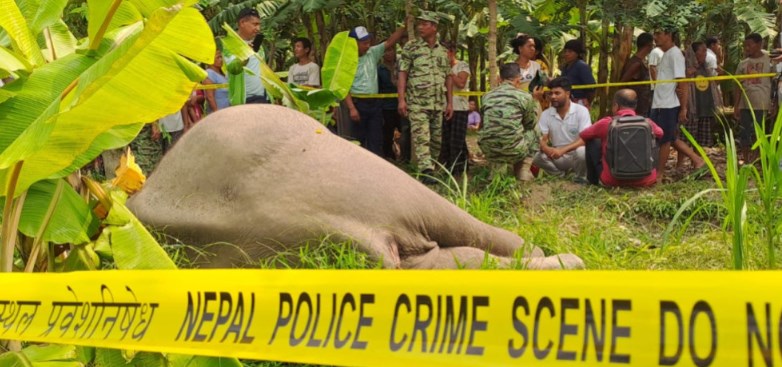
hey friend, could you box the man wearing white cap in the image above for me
[343,24,406,156]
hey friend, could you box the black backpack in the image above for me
[605,115,659,180]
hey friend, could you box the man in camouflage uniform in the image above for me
[479,63,540,181]
[398,10,453,184]
[129,124,163,176]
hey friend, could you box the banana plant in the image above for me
[0,0,244,365]
[220,25,357,125]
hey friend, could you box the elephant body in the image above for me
[127,105,583,270]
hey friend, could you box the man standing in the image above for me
[398,11,453,184]
[288,37,320,87]
[619,32,654,116]
[650,25,704,182]
[734,33,773,163]
[705,36,723,75]
[580,89,664,187]
[440,41,471,174]
[343,25,406,156]
[224,8,267,105]
[532,77,590,182]
[478,63,539,181]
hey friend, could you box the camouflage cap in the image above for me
[416,10,440,24]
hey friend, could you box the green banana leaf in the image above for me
[220,23,307,111]
[0,88,15,104]
[0,53,95,195]
[24,0,70,36]
[0,344,83,367]
[0,0,45,66]
[303,88,338,110]
[39,20,77,62]
[0,45,32,73]
[321,31,358,100]
[100,190,177,270]
[219,23,255,61]
[87,0,143,49]
[128,0,195,18]
[0,5,214,197]
[53,123,144,178]
[0,178,99,244]
[167,355,243,367]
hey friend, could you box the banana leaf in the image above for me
[321,31,357,100]
[99,190,176,270]
[87,0,143,49]
[39,20,77,62]
[24,0,70,36]
[0,0,45,66]
[0,5,214,197]
[0,344,83,367]
[0,179,99,244]
[0,45,32,73]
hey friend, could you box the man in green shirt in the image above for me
[398,11,453,183]
[343,25,406,156]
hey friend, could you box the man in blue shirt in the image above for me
[342,25,406,156]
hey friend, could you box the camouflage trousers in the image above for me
[478,129,539,165]
[409,109,443,172]
[129,124,163,176]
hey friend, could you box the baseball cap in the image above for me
[349,26,371,41]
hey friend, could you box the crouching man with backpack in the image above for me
[579,89,664,187]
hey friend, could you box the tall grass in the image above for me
[668,77,782,269]
[748,111,782,267]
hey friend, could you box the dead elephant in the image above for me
[127,105,584,270]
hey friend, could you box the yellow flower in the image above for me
[111,148,146,195]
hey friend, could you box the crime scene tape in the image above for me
[195,73,777,98]
[2,270,782,366]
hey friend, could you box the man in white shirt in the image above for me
[705,36,723,75]
[533,77,591,182]
[648,46,664,91]
[650,26,704,183]
[288,37,320,87]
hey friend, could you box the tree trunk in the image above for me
[577,0,587,42]
[366,0,376,34]
[597,18,610,116]
[302,13,320,65]
[315,10,329,67]
[468,36,479,92]
[488,0,498,88]
[480,40,486,91]
[609,23,633,114]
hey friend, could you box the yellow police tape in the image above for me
[2,269,782,366]
[196,73,777,99]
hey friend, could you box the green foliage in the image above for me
[320,31,357,101]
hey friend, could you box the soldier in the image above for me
[130,124,163,176]
[398,10,453,184]
[478,63,539,181]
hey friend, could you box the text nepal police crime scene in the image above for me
[2,270,782,366]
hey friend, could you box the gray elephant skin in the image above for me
[127,105,584,270]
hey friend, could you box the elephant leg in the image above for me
[400,246,584,270]
[401,246,510,269]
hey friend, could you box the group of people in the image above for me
[127,7,779,189]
